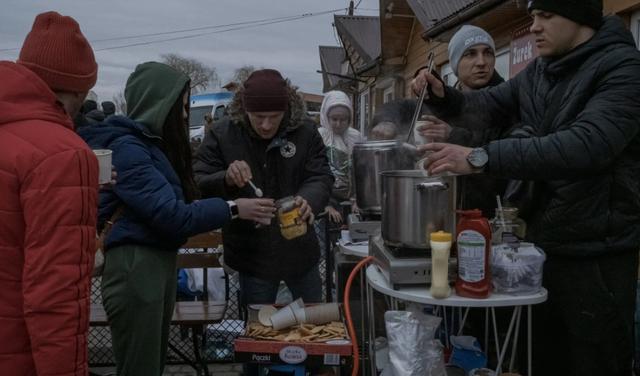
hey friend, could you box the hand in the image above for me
[225,160,252,188]
[295,196,314,224]
[416,115,452,143]
[326,206,343,224]
[235,198,276,225]
[411,68,445,99]
[351,200,359,215]
[418,143,475,176]
[99,166,117,190]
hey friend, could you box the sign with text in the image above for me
[510,23,539,78]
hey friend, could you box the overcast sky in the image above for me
[1,0,378,103]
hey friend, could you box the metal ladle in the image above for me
[406,50,436,144]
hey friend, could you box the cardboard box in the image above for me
[234,305,353,367]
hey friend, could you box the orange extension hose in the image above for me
[343,255,376,376]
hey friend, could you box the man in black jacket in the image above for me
[193,69,333,307]
[414,1,640,374]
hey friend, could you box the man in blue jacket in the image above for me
[413,1,640,374]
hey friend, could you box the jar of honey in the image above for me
[276,196,307,240]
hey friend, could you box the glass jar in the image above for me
[490,206,527,244]
[276,196,307,240]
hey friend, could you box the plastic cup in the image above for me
[304,303,341,325]
[270,306,297,330]
[93,149,112,184]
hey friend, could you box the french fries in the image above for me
[245,321,347,343]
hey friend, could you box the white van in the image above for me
[189,92,233,144]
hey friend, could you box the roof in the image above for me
[319,46,347,91]
[406,0,481,29]
[334,15,381,64]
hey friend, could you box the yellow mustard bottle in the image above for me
[430,231,452,299]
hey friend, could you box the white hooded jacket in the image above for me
[318,90,362,201]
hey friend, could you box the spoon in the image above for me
[248,180,263,197]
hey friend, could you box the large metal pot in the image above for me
[381,170,457,249]
[352,141,415,216]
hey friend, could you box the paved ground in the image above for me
[90,363,243,376]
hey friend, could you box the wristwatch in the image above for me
[466,147,489,171]
[227,200,239,220]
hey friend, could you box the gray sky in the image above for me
[1,0,378,102]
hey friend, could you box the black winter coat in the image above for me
[193,113,334,280]
[432,16,640,257]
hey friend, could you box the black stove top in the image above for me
[385,244,431,258]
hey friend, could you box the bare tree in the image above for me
[231,65,256,85]
[161,53,219,93]
[112,92,126,115]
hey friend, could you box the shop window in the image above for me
[383,86,394,103]
[494,47,510,80]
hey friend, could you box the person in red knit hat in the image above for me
[0,11,99,376]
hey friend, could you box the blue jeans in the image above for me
[239,264,323,305]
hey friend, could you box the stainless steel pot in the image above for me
[381,170,457,249]
[352,141,415,216]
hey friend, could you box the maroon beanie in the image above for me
[242,69,289,112]
[17,11,97,93]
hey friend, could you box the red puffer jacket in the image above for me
[0,62,99,375]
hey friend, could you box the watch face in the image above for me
[468,148,488,168]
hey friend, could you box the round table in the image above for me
[337,230,369,258]
[366,264,548,375]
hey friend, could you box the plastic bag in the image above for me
[384,310,446,376]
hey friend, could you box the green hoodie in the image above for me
[125,62,190,137]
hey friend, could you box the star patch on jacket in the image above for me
[280,141,296,158]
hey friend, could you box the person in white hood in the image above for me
[318,90,363,223]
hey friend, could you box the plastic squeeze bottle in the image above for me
[430,231,452,299]
[455,210,492,299]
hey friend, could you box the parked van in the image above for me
[189,91,233,144]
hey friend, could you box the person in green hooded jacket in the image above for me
[79,62,276,375]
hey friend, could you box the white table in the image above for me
[337,230,369,258]
[366,264,547,375]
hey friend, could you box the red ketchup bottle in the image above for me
[455,209,492,299]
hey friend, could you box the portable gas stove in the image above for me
[347,213,381,242]
[369,235,456,289]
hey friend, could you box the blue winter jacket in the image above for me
[79,115,230,251]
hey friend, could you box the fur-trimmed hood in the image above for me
[226,77,310,135]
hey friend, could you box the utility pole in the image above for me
[348,0,354,16]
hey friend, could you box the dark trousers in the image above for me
[530,250,638,376]
[239,264,323,305]
[101,245,177,376]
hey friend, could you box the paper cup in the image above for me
[93,149,112,184]
[293,307,307,324]
[286,298,306,324]
[258,305,277,327]
[270,306,297,330]
[304,303,341,325]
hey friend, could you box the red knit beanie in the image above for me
[17,11,97,93]
[242,69,289,112]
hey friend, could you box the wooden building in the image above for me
[320,0,640,137]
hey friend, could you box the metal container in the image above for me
[352,141,415,216]
[381,170,457,249]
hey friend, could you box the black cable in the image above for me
[94,9,343,52]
